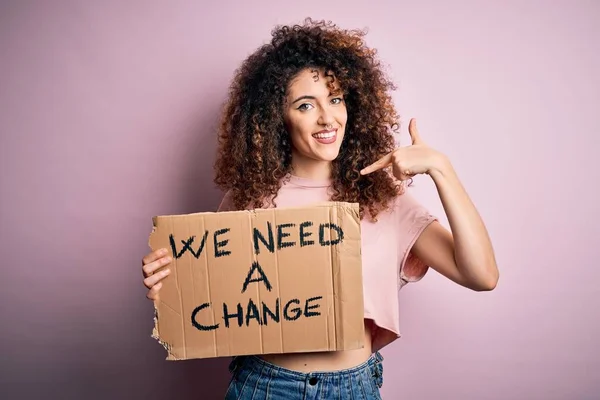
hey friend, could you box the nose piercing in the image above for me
[326,123,333,129]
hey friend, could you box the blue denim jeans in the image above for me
[224,351,384,399]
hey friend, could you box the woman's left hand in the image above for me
[360,118,447,180]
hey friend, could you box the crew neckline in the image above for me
[285,174,332,188]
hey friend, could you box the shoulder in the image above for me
[378,190,437,255]
[386,190,433,223]
[216,190,236,212]
[364,190,436,238]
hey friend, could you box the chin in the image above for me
[314,149,341,162]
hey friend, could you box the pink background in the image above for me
[1,1,598,399]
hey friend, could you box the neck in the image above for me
[290,150,333,181]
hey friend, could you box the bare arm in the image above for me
[361,118,499,291]
[412,158,498,291]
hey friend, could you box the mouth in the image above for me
[312,129,337,144]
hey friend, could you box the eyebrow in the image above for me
[291,95,316,104]
[291,92,341,104]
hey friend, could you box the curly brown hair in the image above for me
[214,18,405,220]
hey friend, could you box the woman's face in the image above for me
[283,68,347,174]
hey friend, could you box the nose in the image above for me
[318,108,335,127]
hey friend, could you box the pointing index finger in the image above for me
[360,152,393,175]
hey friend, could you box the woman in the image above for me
[141,19,498,399]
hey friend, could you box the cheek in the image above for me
[287,116,312,141]
[336,107,348,126]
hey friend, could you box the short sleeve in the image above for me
[395,191,437,286]
[216,190,236,212]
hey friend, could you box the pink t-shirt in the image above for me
[217,174,437,352]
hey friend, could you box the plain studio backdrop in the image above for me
[0,1,598,399]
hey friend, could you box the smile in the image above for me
[312,129,337,142]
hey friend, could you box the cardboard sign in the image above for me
[148,202,365,360]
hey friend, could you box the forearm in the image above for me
[428,156,499,289]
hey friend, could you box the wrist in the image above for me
[428,152,453,179]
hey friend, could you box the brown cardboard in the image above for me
[148,201,365,360]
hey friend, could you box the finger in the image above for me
[392,163,413,181]
[142,255,172,278]
[143,267,171,289]
[146,282,162,301]
[408,118,424,145]
[142,248,169,266]
[360,153,393,175]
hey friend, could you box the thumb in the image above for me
[408,118,424,145]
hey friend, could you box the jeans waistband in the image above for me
[229,351,384,383]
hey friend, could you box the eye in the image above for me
[297,103,314,111]
[331,97,344,105]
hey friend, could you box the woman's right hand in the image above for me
[142,248,172,301]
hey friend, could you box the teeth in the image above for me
[313,131,335,139]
